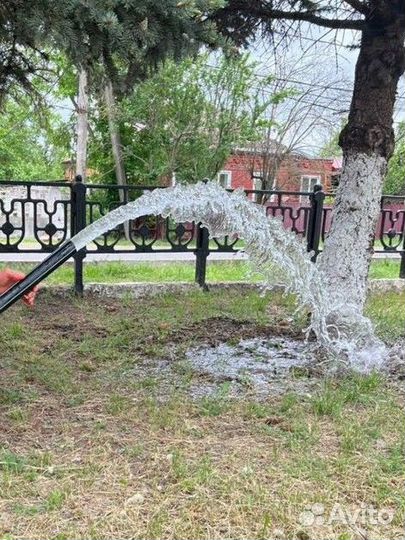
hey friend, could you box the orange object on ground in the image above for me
[0,269,38,306]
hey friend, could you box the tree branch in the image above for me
[344,0,369,15]
[247,6,365,31]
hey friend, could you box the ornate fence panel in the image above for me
[0,178,404,292]
[0,181,71,252]
[378,197,405,253]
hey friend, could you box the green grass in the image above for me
[0,260,261,284]
[368,259,402,279]
[0,289,404,539]
[365,291,405,343]
[0,258,401,285]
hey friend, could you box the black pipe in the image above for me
[0,241,77,315]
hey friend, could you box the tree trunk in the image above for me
[104,80,130,239]
[75,68,89,180]
[320,4,405,309]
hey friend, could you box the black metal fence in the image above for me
[0,177,404,292]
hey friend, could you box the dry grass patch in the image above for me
[0,289,404,539]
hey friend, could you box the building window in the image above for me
[218,171,232,189]
[300,175,321,201]
[331,174,340,193]
[301,175,321,192]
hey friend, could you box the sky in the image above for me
[249,25,404,155]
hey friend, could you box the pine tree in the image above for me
[0,0,219,102]
[212,0,405,311]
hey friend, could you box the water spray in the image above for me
[0,181,387,372]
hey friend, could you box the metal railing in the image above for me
[0,176,404,292]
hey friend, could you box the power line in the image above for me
[205,63,405,103]
[267,77,405,103]
[249,82,350,114]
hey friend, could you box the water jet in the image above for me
[0,181,387,372]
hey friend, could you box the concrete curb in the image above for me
[0,252,399,262]
[368,279,405,293]
[40,279,404,299]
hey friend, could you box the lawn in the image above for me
[0,288,404,539]
[0,258,402,285]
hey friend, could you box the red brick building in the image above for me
[217,149,342,200]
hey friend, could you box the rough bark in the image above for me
[104,80,127,190]
[319,153,387,308]
[320,2,405,309]
[75,68,89,180]
[104,79,130,239]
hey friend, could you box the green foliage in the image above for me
[89,53,277,184]
[320,119,346,158]
[320,120,405,196]
[0,96,68,180]
[1,0,221,103]
[0,1,233,182]
[320,129,342,158]
[385,122,405,195]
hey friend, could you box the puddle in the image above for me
[127,337,405,400]
[185,337,317,397]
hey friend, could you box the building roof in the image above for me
[232,139,290,156]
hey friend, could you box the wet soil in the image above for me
[7,291,405,400]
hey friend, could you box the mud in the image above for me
[184,337,316,397]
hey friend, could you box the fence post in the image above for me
[71,174,87,295]
[195,222,210,290]
[194,178,210,290]
[307,184,325,263]
[401,242,405,279]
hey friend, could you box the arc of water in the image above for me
[0,181,386,371]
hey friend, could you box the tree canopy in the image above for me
[0,95,68,179]
[212,0,367,47]
[0,0,220,103]
[89,53,276,184]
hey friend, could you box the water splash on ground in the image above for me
[185,337,315,397]
[72,181,388,372]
